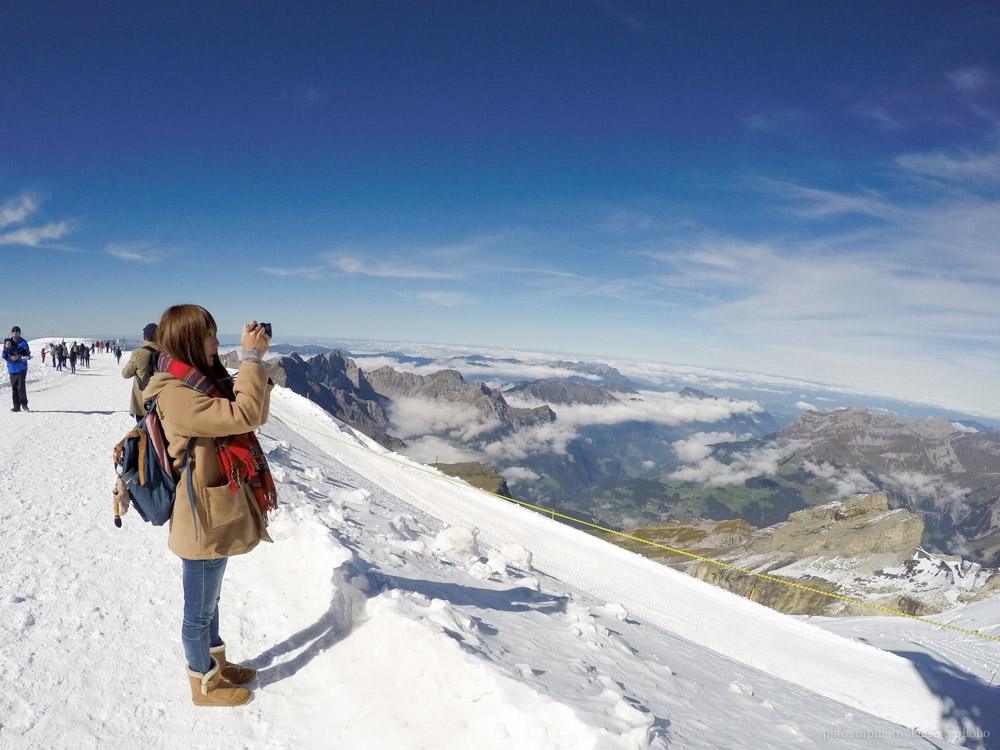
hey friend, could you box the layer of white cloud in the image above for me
[502,466,542,484]
[801,460,878,499]
[877,471,971,510]
[352,355,603,384]
[550,391,762,429]
[481,421,579,461]
[402,435,482,465]
[669,438,805,487]
[388,397,501,443]
[385,383,765,466]
[671,432,748,464]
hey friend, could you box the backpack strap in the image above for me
[148,393,200,541]
[181,438,199,540]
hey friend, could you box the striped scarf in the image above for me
[158,353,277,523]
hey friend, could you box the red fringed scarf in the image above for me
[160,354,277,523]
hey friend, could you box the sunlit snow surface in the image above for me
[0,340,996,749]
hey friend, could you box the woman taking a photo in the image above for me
[144,304,276,706]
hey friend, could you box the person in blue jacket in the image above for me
[3,325,30,412]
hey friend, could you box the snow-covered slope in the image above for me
[0,342,995,749]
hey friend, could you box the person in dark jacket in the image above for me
[121,323,159,421]
[3,325,30,412]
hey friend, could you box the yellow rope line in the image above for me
[273,413,1000,644]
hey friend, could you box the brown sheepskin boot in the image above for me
[209,644,257,685]
[187,657,251,707]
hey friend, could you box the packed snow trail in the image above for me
[0,343,987,749]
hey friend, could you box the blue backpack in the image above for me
[113,396,196,531]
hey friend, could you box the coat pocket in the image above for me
[203,482,247,529]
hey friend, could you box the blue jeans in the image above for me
[181,557,228,674]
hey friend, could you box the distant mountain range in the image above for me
[228,348,1000,564]
[237,349,777,525]
[363,366,557,436]
[764,407,1000,562]
[658,406,1000,564]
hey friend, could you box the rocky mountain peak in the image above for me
[784,406,964,443]
[503,379,634,406]
[679,387,712,399]
[608,492,995,617]
[364,365,555,435]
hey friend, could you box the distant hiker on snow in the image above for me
[144,304,275,707]
[3,325,30,412]
[121,323,159,422]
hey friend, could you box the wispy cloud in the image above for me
[279,84,328,107]
[0,222,73,247]
[0,192,74,249]
[946,66,991,95]
[298,86,327,106]
[582,0,647,33]
[105,243,167,263]
[895,146,1000,183]
[742,107,817,136]
[0,193,41,228]
[325,253,463,280]
[945,66,998,126]
[416,291,475,307]
[851,106,904,132]
[260,265,327,278]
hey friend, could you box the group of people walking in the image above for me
[3,328,133,411]
[47,341,95,373]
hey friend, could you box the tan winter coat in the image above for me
[121,345,157,417]
[143,361,274,560]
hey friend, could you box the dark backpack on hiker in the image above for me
[112,395,197,530]
[136,346,159,392]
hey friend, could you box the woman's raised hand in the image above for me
[241,321,271,354]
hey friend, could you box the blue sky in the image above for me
[2,1,999,415]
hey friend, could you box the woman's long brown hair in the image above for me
[157,304,235,399]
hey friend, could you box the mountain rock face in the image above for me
[365,366,556,435]
[666,407,1000,563]
[542,360,633,386]
[433,462,513,499]
[607,493,997,616]
[776,407,1000,562]
[504,379,638,406]
[260,351,405,451]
